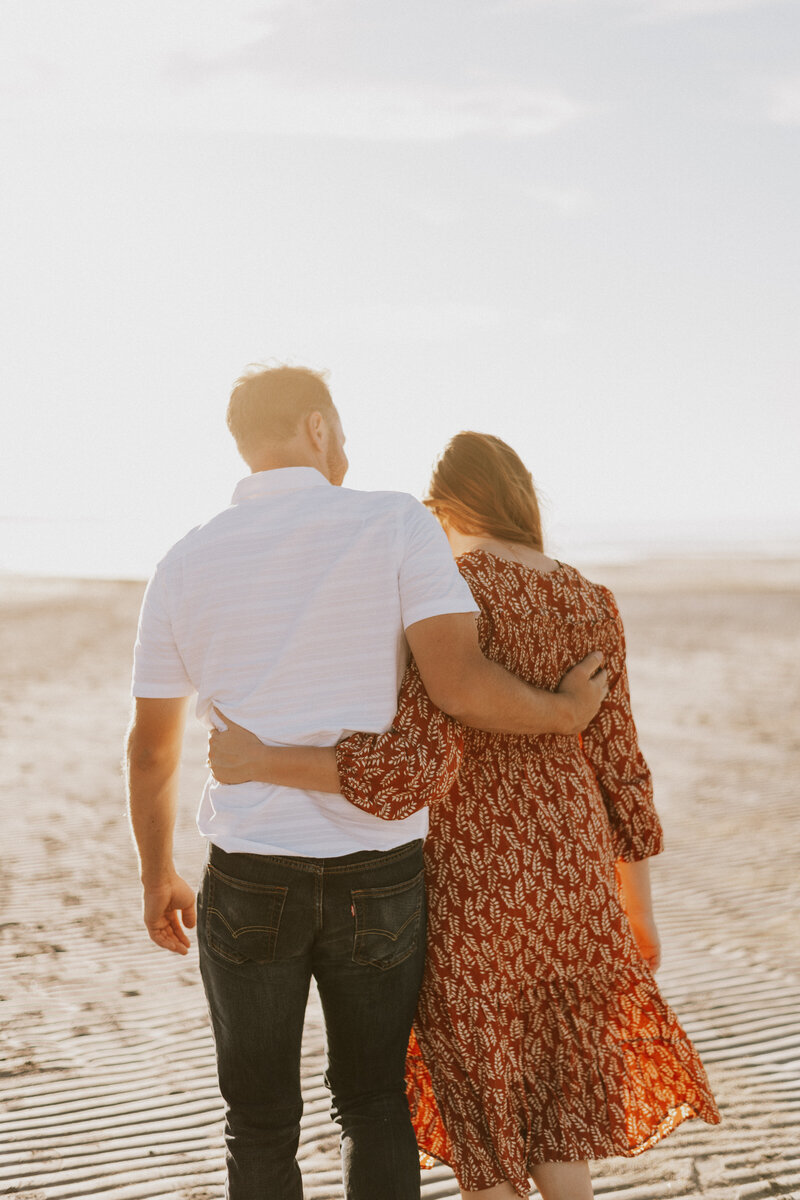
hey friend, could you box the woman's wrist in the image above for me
[250,742,275,783]
[624,902,656,926]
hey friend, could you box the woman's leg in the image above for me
[530,1161,593,1200]
[460,1160,593,1200]
[461,1183,521,1200]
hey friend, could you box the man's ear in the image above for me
[305,410,327,452]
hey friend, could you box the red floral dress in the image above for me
[336,551,720,1195]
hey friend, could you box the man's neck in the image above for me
[247,449,325,476]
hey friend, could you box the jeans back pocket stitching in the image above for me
[351,871,424,970]
[205,874,288,965]
[354,908,421,941]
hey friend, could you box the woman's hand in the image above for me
[627,911,662,973]
[208,708,270,784]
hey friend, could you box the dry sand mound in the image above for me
[1,561,799,1199]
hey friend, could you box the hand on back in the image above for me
[556,652,609,734]
[208,708,266,784]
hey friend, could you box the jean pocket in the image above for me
[351,868,425,971]
[203,864,287,966]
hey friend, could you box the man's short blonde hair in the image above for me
[227,364,334,458]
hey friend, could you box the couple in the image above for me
[126,365,719,1200]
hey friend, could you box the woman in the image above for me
[208,432,720,1199]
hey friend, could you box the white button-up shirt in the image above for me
[132,467,478,857]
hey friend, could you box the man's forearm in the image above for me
[125,698,195,955]
[406,612,606,736]
[126,750,182,884]
[440,656,573,735]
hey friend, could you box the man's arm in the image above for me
[125,696,196,956]
[405,612,607,735]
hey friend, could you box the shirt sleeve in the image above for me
[581,592,663,862]
[335,658,463,820]
[131,564,194,698]
[397,498,479,629]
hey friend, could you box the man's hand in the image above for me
[143,874,197,955]
[208,709,268,784]
[556,652,608,734]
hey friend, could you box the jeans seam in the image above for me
[323,839,423,876]
[209,840,422,878]
[207,863,290,895]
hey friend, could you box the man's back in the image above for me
[132,466,476,856]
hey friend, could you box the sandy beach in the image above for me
[1,558,799,1200]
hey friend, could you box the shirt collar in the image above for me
[232,467,332,504]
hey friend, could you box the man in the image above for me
[126,364,607,1200]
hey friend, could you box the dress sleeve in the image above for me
[334,658,463,821]
[581,593,664,862]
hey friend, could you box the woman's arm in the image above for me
[581,595,664,863]
[208,659,463,821]
[208,718,341,791]
[616,859,661,973]
[581,594,663,971]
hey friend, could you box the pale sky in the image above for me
[1,0,798,577]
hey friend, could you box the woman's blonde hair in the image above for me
[425,431,544,552]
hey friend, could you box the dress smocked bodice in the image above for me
[455,551,662,862]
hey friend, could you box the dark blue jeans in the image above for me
[197,839,426,1200]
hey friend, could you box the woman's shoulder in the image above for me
[455,549,500,589]
[556,561,620,614]
[512,561,624,644]
[454,552,502,617]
